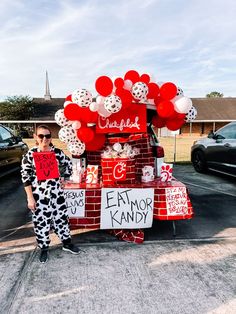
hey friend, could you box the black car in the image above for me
[191,122,236,177]
[0,124,28,177]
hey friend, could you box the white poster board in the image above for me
[100,188,154,229]
[64,189,85,217]
[165,187,188,216]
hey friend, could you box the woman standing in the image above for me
[21,125,80,263]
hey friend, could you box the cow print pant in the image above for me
[32,183,71,249]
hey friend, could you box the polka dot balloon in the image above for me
[104,95,122,113]
[186,106,197,122]
[131,82,148,101]
[67,141,86,155]
[72,88,92,108]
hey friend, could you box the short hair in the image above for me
[36,125,51,135]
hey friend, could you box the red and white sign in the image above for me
[111,160,127,181]
[96,104,147,133]
[86,165,98,184]
[160,163,173,182]
[165,187,188,216]
[33,152,60,181]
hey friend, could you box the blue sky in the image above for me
[0,0,235,100]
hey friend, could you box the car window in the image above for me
[0,126,13,142]
[216,124,236,139]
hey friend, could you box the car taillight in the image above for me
[156,146,164,158]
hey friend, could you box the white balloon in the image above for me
[67,141,86,156]
[89,102,99,112]
[58,125,77,144]
[55,109,70,127]
[123,79,133,91]
[104,95,122,113]
[71,121,81,130]
[96,95,105,105]
[173,96,192,114]
[131,82,148,101]
[72,88,92,107]
[97,103,112,117]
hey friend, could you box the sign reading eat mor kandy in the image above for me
[96,104,147,133]
[33,152,60,181]
[100,188,154,229]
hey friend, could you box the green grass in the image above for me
[23,135,203,163]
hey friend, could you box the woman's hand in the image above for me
[27,196,36,212]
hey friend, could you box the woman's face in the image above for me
[35,128,52,150]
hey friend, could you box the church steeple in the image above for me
[44,70,51,101]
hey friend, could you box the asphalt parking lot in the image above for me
[0,165,235,314]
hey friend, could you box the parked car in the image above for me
[0,124,28,177]
[191,122,236,177]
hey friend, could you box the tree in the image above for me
[0,95,35,120]
[206,91,224,98]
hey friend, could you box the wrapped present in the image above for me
[160,163,173,182]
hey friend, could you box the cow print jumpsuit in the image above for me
[21,146,72,249]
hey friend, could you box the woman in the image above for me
[21,125,80,263]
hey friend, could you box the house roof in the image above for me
[192,98,236,122]
[31,97,236,122]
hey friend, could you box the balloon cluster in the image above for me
[55,69,197,155]
[55,92,106,155]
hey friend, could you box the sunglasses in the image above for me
[37,134,51,139]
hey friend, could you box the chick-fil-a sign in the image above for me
[96,105,147,133]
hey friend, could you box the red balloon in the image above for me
[147,83,160,99]
[166,118,185,131]
[95,76,113,97]
[79,107,98,123]
[77,127,94,143]
[154,96,162,106]
[65,94,72,102]
[156,101,175,118]
[140,74,150,84]
[160,82,177,100]
[124,70,140,83]
[114,78,124,89]
[152,116,166,128]
[85,133,106,151]
[64,103,82,120]
[169,110,186,120]
[115,88,133,108]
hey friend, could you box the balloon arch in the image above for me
[55,70,197,155]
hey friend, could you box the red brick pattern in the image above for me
[68,179,194,230]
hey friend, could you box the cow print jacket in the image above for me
[21,146,72,188]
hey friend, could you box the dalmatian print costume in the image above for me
[21,146,72,249]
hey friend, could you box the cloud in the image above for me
[0,0,235,98]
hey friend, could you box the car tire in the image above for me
[192,150,208,173]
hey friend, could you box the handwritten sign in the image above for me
[64,189,85,217]
[100,188,154,229]
[165,187,188,216]
[96,104,147,133]
[111,160,127,181]
[33,152,59,181]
